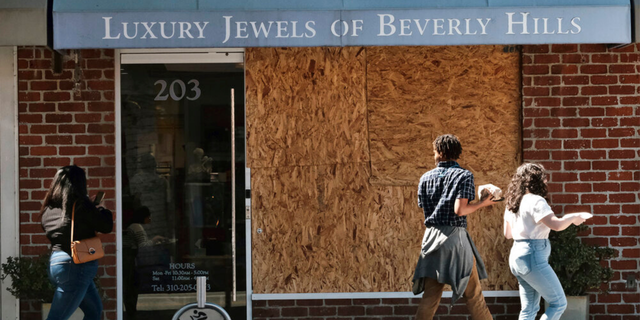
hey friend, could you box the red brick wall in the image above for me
[15,43,639,320]
[17,47,117,320]
[253,297,522,320]
[522,43,640,319]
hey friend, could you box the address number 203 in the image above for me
[154,79,201,101]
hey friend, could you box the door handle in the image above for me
[231,88,237,302]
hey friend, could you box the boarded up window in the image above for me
[247,46,520,293]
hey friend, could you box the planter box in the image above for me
[545,295,588,320]
[41,303,84,320]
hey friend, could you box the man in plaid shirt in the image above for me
[413,134,496,319]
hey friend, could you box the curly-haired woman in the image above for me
[503,163,590,320]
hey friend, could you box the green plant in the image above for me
[0,253,104,303]
[549,224,615,296]
[0,253,55,302]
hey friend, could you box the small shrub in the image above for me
[1,253,105,303]
[0,253,55,302]
[549,224,615,296]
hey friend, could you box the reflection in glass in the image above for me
[120,63,246,319]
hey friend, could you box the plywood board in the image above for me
[245,47,369,168]
[367,45,521,186]
[247,46,520,293]
[251,164,428,293]
[366,46,521,290]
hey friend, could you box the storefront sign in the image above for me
[54,6,631,48]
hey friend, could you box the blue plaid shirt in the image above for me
[417,161,476,228]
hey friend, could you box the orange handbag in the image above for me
[70,201,105,264]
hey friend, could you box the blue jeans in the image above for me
[47,251,102,320]
[509,239,567,320]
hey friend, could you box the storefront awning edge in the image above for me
[53,3,632,49]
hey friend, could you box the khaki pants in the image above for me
[415,259,492,320]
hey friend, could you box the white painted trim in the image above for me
[115,49,124,320]
[0,46,20,320]
[245,221,252,319]
[252,291,521,300]
[121,53,244,65]
[476,291,520,297]
[243,50,252,320]
[120,48,244,54]
[120,48,245,64]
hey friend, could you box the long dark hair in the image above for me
[505,163,548,214]
[39,165,89,217]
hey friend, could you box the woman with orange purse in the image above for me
[40,165,113,320]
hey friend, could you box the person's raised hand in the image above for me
[576,212,593,220]
[572,216,586,225]
[565,212,592,226]
[480,195,496,207]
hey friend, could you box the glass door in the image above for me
[119,54,246,320]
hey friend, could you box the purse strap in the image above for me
[70,200,99,243]
[70,200,77,243]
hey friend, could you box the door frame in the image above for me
[115,48,251,320]
[0,46,20,320]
